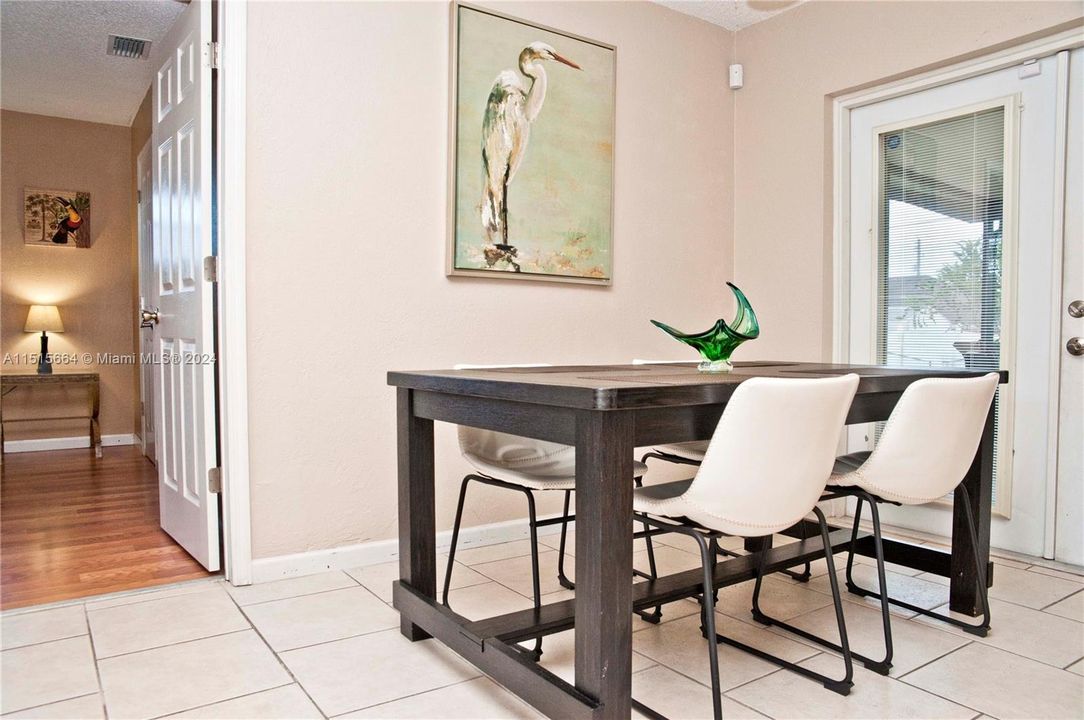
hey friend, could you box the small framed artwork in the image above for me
[24,187,92,248]
[447,2,616,285]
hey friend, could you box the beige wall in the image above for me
[732,1,1084,361]
[244,1,735,558]
[1,110,137,441]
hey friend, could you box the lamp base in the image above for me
[37,332,53,374]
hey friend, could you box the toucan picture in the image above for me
[23,188,92,248]
[51,197,83,244]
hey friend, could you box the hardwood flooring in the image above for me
[1,445,211,609]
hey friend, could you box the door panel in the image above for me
[848,56,1061,556]
[1054,48,1083,565]
[152,0,219,571]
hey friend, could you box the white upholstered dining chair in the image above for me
[442,364,656,660]
[632,374,860,718]
[820,372,1000,674]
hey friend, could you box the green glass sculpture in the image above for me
[651,283,760,373]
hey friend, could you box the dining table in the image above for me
[386,361,1006,719]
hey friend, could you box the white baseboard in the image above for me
[250,513,571,585]
[2,433,138,454]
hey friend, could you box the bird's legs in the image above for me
[494,173,520,271]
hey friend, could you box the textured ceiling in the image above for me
[655,0,804,31]
[1,0,185,126]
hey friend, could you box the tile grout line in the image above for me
[94,628,251,662]
[324,676,512,719]
[221,586,330,719]
[1038,585,1084,612]
[892,642,998,717]
[83,604,110,720]
[0,692,101,717]
[142,681,297,720]
[232,575,364,608]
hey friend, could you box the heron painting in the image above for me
[449,4,615,284]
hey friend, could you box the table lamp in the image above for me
[24,305,64,374]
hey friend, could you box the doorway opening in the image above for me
[1,0,226,609]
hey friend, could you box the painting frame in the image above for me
[23,187,92,248]
[446,2,617,286]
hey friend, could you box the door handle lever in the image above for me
[140,307,160,329]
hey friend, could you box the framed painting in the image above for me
[23,187,92,248]
[447,3,616,285]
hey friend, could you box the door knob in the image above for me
[1068,337,1084,357]
[1070,300,1084,319]
[140,307,159,328]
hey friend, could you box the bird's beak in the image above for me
[552,52,581,70]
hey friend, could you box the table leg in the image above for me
[397,387,435,640]
[950,402,995,615]
[574,410,634,718]
[89,378,102,457]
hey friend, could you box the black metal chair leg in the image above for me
[743,508,855,694]
[860,491,894,673]
[524,488,544,661]
[844,486,991,637]
[441,475,473,607]
[634,476,663,624]
[692,532,724,720]
[556,490,575,590]
[782,520,812,582]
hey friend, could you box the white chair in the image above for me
[633,374,860,717]
[823,373,999,673]
[443,364,655,660]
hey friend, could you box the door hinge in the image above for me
[204,255,218,283]
[207,41,221,70]
[208,467,222,494]
[137,189,142,204]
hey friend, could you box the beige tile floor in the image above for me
[2,533,1082,719]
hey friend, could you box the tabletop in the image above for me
[387,361,1008,410]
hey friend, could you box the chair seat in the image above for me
[653,441,710,461]
[465,453,648,491]
[828,450,938,505]
[633,478,695,512]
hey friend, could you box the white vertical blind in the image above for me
[877,107,1005,500]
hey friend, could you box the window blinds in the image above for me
[877,107,1006,500]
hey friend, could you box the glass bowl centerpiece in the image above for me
[651,283,760,373]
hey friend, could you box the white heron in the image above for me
[481,41,580,270]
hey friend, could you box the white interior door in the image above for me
[137,140,156,463]
[151,0,220,571]
[846,55,1063,557]
[1054,48,1083,566]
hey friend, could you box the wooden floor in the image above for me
[1,445,211,609]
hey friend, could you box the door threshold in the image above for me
[0,576,223,617]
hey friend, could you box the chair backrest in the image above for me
[848,373,999,504]
[454,364,575,478]
[681,374,860,536]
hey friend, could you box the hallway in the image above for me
[1,446,211,609]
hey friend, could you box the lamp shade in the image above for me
[24,305,64,333]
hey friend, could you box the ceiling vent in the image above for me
[107,35,151,60]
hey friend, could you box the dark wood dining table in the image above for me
[387,362,1005,719]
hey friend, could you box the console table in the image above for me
[1,372,102,457]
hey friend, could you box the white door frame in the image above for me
[217,0,252,585]
[831,26,1084,557]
